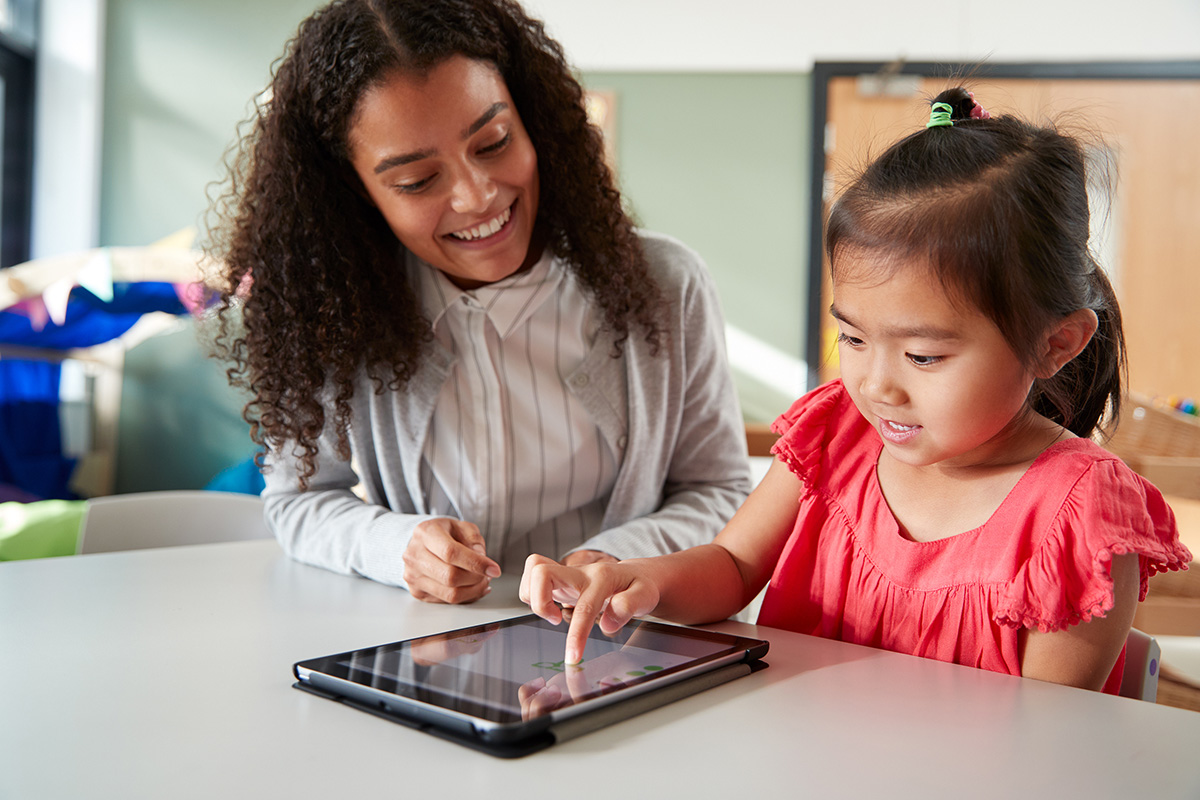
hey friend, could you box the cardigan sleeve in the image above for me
[260,403,441,590]
[569,232,751,559]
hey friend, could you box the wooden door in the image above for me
[818,74,1200,406]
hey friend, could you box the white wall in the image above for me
[32,0,1200,257]
[525,0,1200,71]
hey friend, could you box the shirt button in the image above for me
[571,373,589,388]
[617,435,628,450]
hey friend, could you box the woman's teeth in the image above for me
[450,207,511,241]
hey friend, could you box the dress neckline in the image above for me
[867,436,1090,548]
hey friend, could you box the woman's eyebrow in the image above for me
[373,102,510,175]
[462,102,508,138]
[374,148,435,174]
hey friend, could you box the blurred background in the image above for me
[2,0,1199,497]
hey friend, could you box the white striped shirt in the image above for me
[409,250,617,571]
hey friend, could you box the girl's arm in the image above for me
[1018,552,1141,690]
[521,459,802,664]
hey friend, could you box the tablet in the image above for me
[293,613,769,757]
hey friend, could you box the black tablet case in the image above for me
[294,657,767,758]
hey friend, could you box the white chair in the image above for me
[1119,627,1161,702]
[77,490,270,554]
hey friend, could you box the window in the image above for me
[0,0,35,268]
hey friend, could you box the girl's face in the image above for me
[348,56,541,290]
[832,250,1047,472]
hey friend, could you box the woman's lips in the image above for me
[448,204,513,242]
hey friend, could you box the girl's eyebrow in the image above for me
[373,102,510,175]
[829,304,961,341]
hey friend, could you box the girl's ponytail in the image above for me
[828,87,1127,441]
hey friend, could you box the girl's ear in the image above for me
[1036,309,1099,378]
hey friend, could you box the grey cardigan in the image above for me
[262,231,752,587]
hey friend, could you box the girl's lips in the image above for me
[879,418,921,444]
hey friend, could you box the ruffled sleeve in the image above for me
[995,455,1192,633]
[770,380,857,490]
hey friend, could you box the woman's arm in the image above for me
[569,234,752,561]
[262,428,499,601]
[1019,552,1141,690]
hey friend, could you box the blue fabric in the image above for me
[0,282,188,349]
[0,281,193,499]
[205,454,266,496]
[0,360,77,499]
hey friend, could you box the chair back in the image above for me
[1119,627,1161,702]
[77,490,270,554]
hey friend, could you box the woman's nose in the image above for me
[449,164,497,214]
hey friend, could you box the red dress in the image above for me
[758,381,1191,692]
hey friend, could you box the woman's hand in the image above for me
[403,518,501,604]
[519,554,661,665]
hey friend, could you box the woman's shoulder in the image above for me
[634,229,711,284]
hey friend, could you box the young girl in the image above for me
[521,88,1191,693]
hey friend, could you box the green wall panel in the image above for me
[583,71,811,419]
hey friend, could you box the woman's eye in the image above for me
[836,332,863,347]
[478,132,511,155]
[395,175,435,194]
[907,353,942,366]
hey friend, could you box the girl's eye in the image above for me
[478,132,511,155]
[836,332,864,347]
[907,353,943,366]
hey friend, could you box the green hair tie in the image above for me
[926,102,954,128]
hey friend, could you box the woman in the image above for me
[206,0,750,603]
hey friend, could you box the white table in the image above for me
[3,539,1198,799]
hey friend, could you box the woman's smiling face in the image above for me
[348,55,541,289]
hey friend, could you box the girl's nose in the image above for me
[449,164,498,214]
[859,361,905,406]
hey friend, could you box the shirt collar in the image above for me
[408,248,562,340]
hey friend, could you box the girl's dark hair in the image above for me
[206,0,664,488]
[826,87,1125,439]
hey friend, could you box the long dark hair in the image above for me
[826,87,1125,439]
[206,0,664,488]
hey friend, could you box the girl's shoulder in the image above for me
[770,380,873,491]
[1022,437,1175,520]
[995,437,1191,632]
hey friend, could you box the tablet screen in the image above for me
[296,614,765,727]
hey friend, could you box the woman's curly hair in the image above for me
[205,0,665,489]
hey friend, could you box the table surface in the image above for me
[3,539,1199,799]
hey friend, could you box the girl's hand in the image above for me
[561,549,618,567]
[402,518,501,604]
[519,554,660,665]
